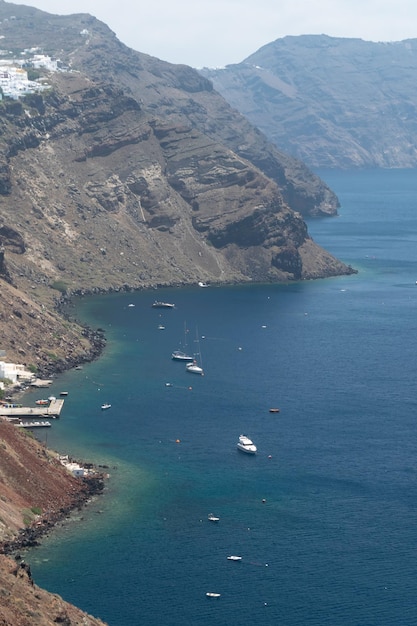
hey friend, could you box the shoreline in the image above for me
[0,466,107,558]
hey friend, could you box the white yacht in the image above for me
[208,513,220,522]
[227,555,242,561]
[186,360,204,375]
[172,350,194,362]
[185,328,204,374]
[237,434,257,454]
[172,322,194,361]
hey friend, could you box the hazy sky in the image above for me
[10,0,417,67]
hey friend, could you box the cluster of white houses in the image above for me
[0,53,56,100]
[0,25,91,100]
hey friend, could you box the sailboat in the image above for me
[186,328,204,375]
[172,322,194,362]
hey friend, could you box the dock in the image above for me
[0,398,64,418]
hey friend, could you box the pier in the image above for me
[0,398,64,418]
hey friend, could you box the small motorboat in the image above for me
[227,555,242,561]
[237,434,257,454]
[35,399,49,406]
[269,407,280,413]
[208,513,220,522]
[101,403,111,410]
[60,391,69,396]
[206,592,221,598]
[158,324,165,330]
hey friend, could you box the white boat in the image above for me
[158,324,165,330]
[172,350,194,362]
[206,592,221,598]
[152,301,175,309]
[185,328,204,375]
[186,360,204,375]
[237,434,257,454]
[208,513,220,522]
[198,281,208,288]
[227,555,242,561]
[101,403,111,410]
[172,322,194,361]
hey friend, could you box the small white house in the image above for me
[63,461,85,478]
[0,361,35,384]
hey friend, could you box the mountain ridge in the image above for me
[199,34,417,169]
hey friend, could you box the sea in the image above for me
[24,168,417,626]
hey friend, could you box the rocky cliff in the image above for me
[0,421,107,625]
[0,4,355,374]
[200,35,417,169]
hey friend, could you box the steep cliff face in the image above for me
[0,422,107,625]
[200,35,417,169]
[0,4,355,372]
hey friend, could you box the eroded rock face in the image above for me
[0,422,107,625]
[0,4,355,372]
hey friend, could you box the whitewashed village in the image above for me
[0,19,89,99]
[0,49,61,99]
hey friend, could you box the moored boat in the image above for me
[186,360,204,375]
[152,301,175,309]
[172,321,194,361]
[172,350,194,362]
[185,328,204,374]
[237,434,257,454]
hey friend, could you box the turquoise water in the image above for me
[26,169,417,625]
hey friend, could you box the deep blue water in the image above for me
[25,169,417,625]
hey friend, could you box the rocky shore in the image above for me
[0,421,109,625]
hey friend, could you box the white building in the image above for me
[0,361,35,384]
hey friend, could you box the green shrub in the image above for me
[51,280,68,294]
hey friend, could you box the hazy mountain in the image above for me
[200,35,417,169]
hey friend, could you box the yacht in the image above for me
[152,301,175,309]
[237,434,257,454]
[172,322,194,361]
[172,350,194,362]
[208,513,220,522]
[101,403,111,410]
[227,555,242,561]
[186,360,204,375]
[185,328,204,375]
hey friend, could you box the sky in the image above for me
[10,0,417,67]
